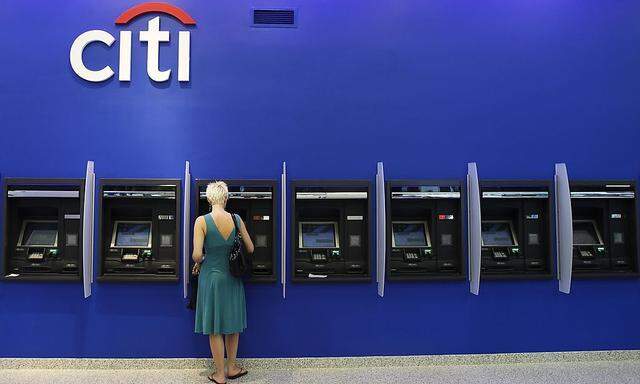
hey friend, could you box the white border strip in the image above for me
[8,190,80,198]
[1,350,638,370]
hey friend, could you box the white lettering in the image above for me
[69,30,115,82]
[118,31,132,81]
[178,31,190,82]
[139,17,170,82]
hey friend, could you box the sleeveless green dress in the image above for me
[194,213,247,335]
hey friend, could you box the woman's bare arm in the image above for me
[192,216,206,263]
[238,217,255,254]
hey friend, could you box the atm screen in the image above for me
[573,221,602,245]
[300,223,338,248]
[113,222,152,248]
[21,221,58,246]
[482,221,516,246]
[393,222,428,247]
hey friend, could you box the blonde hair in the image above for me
[206,181,228,206]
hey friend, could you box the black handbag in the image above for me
[229,214,251,278]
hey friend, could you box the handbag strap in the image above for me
[231,213,240,236]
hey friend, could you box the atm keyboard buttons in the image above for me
[312,253,327,261]
[493,251,508,259]
[405,252,419,260]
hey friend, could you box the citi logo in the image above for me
[69,2,195,83]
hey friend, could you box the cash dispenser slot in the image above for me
[570,182,639,277]
[98,180,180,282]
[3,179,84,281]
[195,180,277,282]
[292,181,371,282]
[480,181,552,279]
[385,181,464,281]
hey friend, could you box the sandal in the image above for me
[208,373,227,384]
[227,368,248,380]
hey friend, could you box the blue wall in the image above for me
[1,0,640,358]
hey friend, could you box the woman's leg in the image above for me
[209,334,227,382]
[224,333,242,375]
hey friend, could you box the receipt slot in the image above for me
[570,181,639,276]
[98,179,180,282]
[195,179,277,282]
[480,181,552,278]
[2,179,84,280]
[384,180,464,280]
[292,181,371,282]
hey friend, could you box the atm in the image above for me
[292,181,370,282]
[385,180,464,280]
[195,179,277,282]
[480,181,552,278]
[570,181,638,276]
[98,179,180,281]
[2,179,84,280]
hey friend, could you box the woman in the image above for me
[193,181,254,383]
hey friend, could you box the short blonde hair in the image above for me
[206,181,228,206]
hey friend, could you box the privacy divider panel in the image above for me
[281,162,287,299]
[375,162,386,297]
[182,161,191,299]
[467,163,481,295]
[82,161,95,298]
[555,164,573,294]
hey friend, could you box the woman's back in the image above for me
[202,211,237,272]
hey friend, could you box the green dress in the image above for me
[195,213,247,335]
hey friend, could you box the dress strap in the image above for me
[203,213,214,233]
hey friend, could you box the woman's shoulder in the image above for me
[195,215,209,227]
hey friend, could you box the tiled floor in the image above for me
[1,361,639,384]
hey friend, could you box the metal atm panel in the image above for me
[195,179,277,283]
[480,181,553,279]
[2,179,84,281]
[98,179,180,282]
[570,181,639,277]
[292,180,371,282]
[385,180,464,281]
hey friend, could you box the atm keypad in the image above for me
[312,253,327,262]
[28,252,44,261]
[580,250,594,259]
[122,253,139,262]
[405,252,420,261]
[493,251,508,259]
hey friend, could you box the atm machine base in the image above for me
[195,179,278,284]
[3,178,85,282]
[385,180,466,282]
